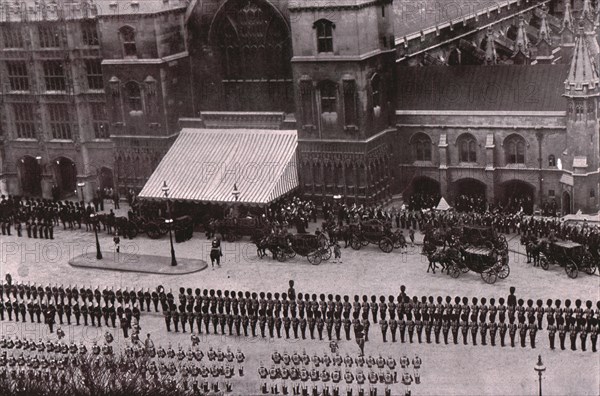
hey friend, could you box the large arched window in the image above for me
[371,73,381,108]
[505,135,526,164]
[119,26,137,57]
[125,81,142,112]
[319,80,337,114]
[314,19,334,53]
[412,133,432,161]
[458,134,477,163]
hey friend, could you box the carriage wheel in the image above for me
[497,264,510,280]
[565,261,578,279]
[288,249,297,259]
[146,223,162,240]
[350,237,362,250]
[449,265,461,279]
[379,238,393,254]
[539,254,549,271]
[128,225,139,239]
[308,252,322,266]
[226,233,237,243]
[481,269,498,284]
[320,247,332,261]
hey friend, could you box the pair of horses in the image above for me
[520,235,547,267]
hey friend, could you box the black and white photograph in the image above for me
[0,0,599,395]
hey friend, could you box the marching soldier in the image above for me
[380,319,388,343]
[389,317,398,342]
[489,318,497,347]
[590,318,598,353]
[399,315,406,343]
[460,314,469,345]
[480,313,488,346]
[451,315,459,345]
[439,314,448,344]
[558,316,567,350]
[424,313,433,344]
[470,314,478,346]
[518,316,527,348]
[579,318,588,352]
[569,317,578,351]
[528,315,537,348]
[414,313,423,344]
[547,316,557,350]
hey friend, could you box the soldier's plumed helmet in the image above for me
[490,298,495,305]
[536,299,542,307]
[472,297,478,305]
[546,299,552,306]
[480,297,486,305]
[400,285,406,292]
[555,299,561,307]
[195,288,201,296]
[210,290,215,296]
[446,296,451,303]
[297,293,303,300]
[251,292,257,299]
[527,299,533,307]
[203,290,209,296]
[274,293,280,299]
[437,296,443,304]
[455,296,461,304]
[230,290,236,298]
[224,290,229,297]
[329,294,334,301]
[565,299,571,307]
[259,292,265,299]
[517,299,524,306]
[216,290,222,297]
[509,287,515,294]
[179,288,185,295]
[320,294,325,301]
[412,296,418,303]
[380,296,385,303]
[371,296,376,303]
[422,296,428,304]
[586,300,592,308]
[575,299,581,307]
[282,293,287,300]
[355,296,360,302]
[245,291,251,298]
[344,295,349,302]
[362,295,368,302]
[389,296,394,303]
[312,294,318,301]
[335,295,340,302]
[462,297,468,305]
[266,293,272,299]
[289,280,294,287]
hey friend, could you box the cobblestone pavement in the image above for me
[0,214,598,395]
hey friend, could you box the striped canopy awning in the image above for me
[139,128,298,205]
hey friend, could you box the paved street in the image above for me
[0,218,599,395]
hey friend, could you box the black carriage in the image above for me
[276,234,331,265]
[538,240,596,279]
[448,246,507,284]
[218,216,268,242]
[349,219,394,253]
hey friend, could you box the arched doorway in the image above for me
[562,191,571,215]
[201,0,293,112]
[17,156,42,196]
[408,176,441,210]
[453,178,487,212]
[54,157,77,196]
[98,167,114,191]
[499,180,535,214]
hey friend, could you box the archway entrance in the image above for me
[453,178,487,212]
[499,180,535,214]
[407,176,441,210]
[98,167,114,191]
[18,156,42,196]
[200,0,293,112]
[54,157,77,196]
[562,191,571,215]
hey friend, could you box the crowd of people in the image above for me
[257,349,422,396]
[0,332,246,396]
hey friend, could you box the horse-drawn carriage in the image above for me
[215,216,269,242]
[537,240,596,279]
[349,219,398,253]
[259,233,331,265]
[460,225,508,252]
[110,215,192,241]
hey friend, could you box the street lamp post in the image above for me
[161,181,177,267]
[89,213,103,260]
[534,355,546,396]
[77,182,86,203]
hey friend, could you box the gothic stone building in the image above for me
[0,0,598,213]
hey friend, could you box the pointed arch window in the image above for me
[125,81,142,112]
[412,133,432,161]
[119,26,137,57]
[458,134,477,163]
[314,19,334,53]
[505,135,526,164]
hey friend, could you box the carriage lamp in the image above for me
[162,181,177,267]
[89,213,102,260]
[534,355,546,396]
[77,182,86,203]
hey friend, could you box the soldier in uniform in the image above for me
[407,313,415,343]
[557,315,567,350]
[590,317,598,353]
[424,313,433,344]
[579,318,588,352]
[569,317,578,351]
[518,316,527,348]
[529,315,538,349]
[479,313,488,345]
[547,316,557,350]
[414,313,423,344]
[489,317,497,347]
[470,314,478,345]
[399,314,406,343]
[380,318,388,342]
[389,316,398,343]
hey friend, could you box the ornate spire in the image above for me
[485,27,497,65]
[582,0,593,19]
[512,15,530,63]
[562,0,574,32]
[564,22,600,98]
[538,5,551,45]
